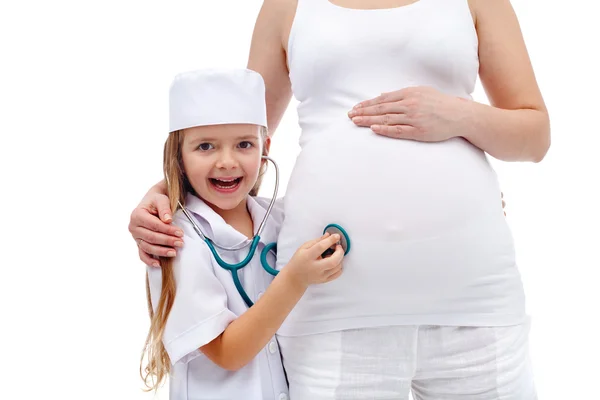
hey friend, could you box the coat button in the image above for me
[278,393,288,400]
[268,341,278,354]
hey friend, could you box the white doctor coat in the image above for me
[147,193,289,400]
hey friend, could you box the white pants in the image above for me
[277,321,536,400]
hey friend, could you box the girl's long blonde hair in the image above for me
[140,126,268,391]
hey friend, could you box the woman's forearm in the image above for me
[203,268,306,371]
[459,100,550,163]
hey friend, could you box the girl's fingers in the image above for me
[324,266,343,282]
[310,234,341,257]
[302,233,330,249]
[321,245,344,268]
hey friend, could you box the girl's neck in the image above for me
[210,198,255,239]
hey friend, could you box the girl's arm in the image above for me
[201,234,344,371]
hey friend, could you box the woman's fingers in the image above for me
[371,124,420,140]
[135,225,183,249]
[129,207,184,240]
[349,102,408,118]
[351,113,410,128]
[138,239,178,258]
[139,247,160,268]
[154,194,174,223]
[351,90,407,109]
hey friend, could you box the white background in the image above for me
[1,0,598,399]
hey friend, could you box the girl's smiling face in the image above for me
[181,123,268,213]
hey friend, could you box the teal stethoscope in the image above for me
[179,156,351,307]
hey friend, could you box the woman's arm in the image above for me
[247,0,295,135]
[348,0,549,163]
[129,180,183,265]
[462,0,550,162]
[130,0,296,263]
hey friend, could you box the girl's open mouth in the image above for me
[209,177,243,192]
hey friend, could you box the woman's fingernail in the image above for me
[371,125,381,132]
[352,117,363,123]
[167,251,176,257]
[152,262,160,267]
[174,241,183,248]
[348,110,357,117]
[353,103,362,109]
[163,213,172,222]
[175,230,184,237]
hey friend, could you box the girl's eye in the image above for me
[198,143,213,151]
[238,141,254,149]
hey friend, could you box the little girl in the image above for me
[140,68,344,399]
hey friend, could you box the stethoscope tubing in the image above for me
[178,156,280,307]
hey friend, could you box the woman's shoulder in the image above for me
[256,0,298,42]
[262,0,297,11]
[258,0,297,21]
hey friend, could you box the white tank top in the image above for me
[276,0,526,336]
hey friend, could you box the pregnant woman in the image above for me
[129,0,549,398]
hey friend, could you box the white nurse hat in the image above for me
[169,68,267,133]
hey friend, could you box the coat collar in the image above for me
[182,193,278,248]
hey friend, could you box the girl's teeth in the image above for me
[211,177,241,189]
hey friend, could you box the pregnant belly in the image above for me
[276,122,517,302]
[274,123,522,333]
[279,121,506,246]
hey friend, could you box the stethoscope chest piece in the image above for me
[322,223,351,257]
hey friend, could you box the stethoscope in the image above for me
[179,156,351,307]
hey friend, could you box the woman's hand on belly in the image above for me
[347,86,470,142]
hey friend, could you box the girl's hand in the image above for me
[286,233,345,287]
[348,86,469,142]
[128,183,184,267]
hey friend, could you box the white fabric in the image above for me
[169,68,267,133]
[147,194,288,400]
[276,0,526,335]
[277,319,537,399]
